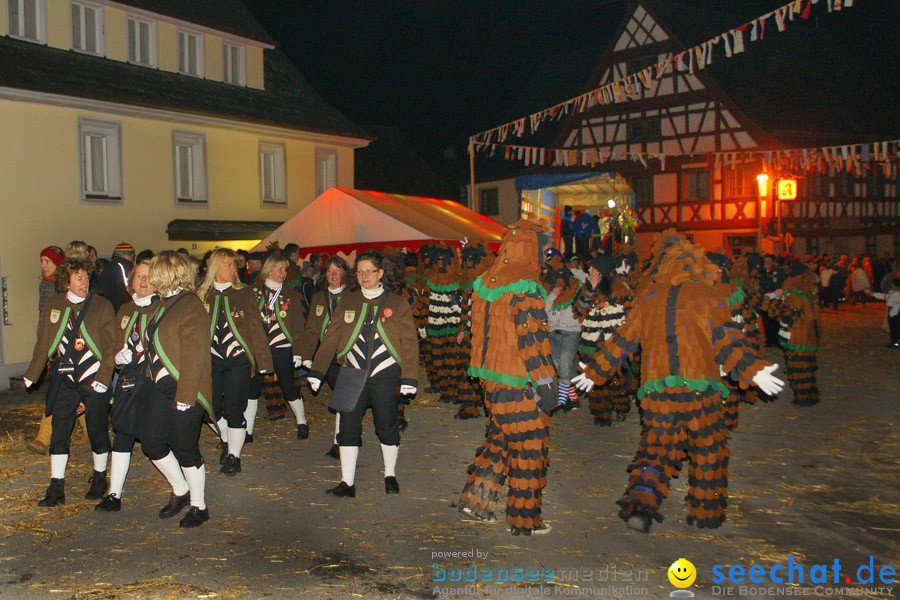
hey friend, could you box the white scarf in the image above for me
[133,293,156,308]
[214,281,232,292]
[329,285,345,295]
[361,285,385,300]
[66,291,86,304]
[165,288,183,298]
[264,278,282,311]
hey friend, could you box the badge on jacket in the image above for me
[343,310,356,323]
[383,308,393,319]
[50,309,61,324]
[315,305,325,317]
[121,316,130,329]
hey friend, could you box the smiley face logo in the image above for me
[668,558,696,588]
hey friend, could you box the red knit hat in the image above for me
[40,247,64,266]
[113,242,135,256]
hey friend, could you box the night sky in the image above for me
[243,1,900,177]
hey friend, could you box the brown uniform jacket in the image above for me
[150,292,212,408]
[25,293,117,386]
[250,283,306,356]
[310,289,419,387]
[115,297,158,352]
[298,288,347,359]
[202,285,274,373]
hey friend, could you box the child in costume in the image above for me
[573,230,784,533]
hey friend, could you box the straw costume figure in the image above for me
[455,242,496,419]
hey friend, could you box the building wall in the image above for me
[0,99,355,371]
[469,179,520,226]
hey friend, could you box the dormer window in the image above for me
[177,29,204,77]
[127,16,157,67]
[71,2,104,56]
[8,0,46,44]
[223,42,246,85]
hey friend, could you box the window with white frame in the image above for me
[71,2,103,55]
[177,29,204,77]
[173,131,207,204]
[315,148,337,196]
[79,118,122,203]
[8,0,46,43]
[223,42,246,85]
[259,141,286,204]
[127,16,157,66]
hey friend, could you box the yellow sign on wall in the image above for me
[777,179,798,200]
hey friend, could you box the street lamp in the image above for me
[607,199,617,208]
[756,173,769,250]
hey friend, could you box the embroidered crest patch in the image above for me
[121,316,130,329]
[343,310,356,323]
[49,309,61,324]
[315,305,325,317]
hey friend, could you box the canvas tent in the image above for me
[252,187,507,256]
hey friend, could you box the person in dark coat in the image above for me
[96,242,135,313]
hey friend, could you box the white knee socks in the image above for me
[227,427,246,458]
[215,418,228,442]
[151,452,189,497]
[244,399,259,435]
[288,399,307,425]
[333,413,340,444]
[381,444,399,478]
[50,454,68,479]
[181,465,206,510]
[108,451,131,498]
[339,446,359,486]
[92,451,109,472]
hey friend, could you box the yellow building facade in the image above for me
[0,0,368,382]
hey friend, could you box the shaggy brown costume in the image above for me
[457,218,556,535]
[414,243,466,404]
[581,230,773,531]
[765,266,820,406]
[455,243,496,419]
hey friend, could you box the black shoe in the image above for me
[384,476,400,495]
[37,478,65,507]
[84,470,108,500]
[95,493,121,512]
[325,444,339,460]
[218,441,228,465]
[179,506,210,528]
[565,399,581,412]
[159,492,191,518]
[326,482,356,498]
[245,433,254,444]
[398,418,409,432]
[625,511,652,533]
[219,454,241,476]
[297,423,309,439]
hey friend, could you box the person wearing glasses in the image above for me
[299,255,352,458]
[307,250,419,497]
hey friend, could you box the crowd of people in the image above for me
[23,229,898,535]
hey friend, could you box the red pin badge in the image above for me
[383,308,393,318]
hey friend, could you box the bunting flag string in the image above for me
[469,0,852,147]
[471,139,900,178]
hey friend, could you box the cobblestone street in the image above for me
[0,303,897,600]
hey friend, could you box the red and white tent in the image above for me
[252,187,507,256]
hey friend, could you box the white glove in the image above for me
[23,377,34,390]
[91,381,108,394]
[259,370,268,375]
[115,347,133,366]
[752,363,785,396]
[400,385,417,396]
[418,327,427,339]
[176,402,191,412]
[302,359,312,369]
[308,377,322,393]
[293,355,303,368]
[571,373,595,393]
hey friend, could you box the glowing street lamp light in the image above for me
[607,199,617,208]
[756,173,769,197]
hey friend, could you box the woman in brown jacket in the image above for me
[199,249,273,476]
[24,259,117,507]
[299,255,351,458]
[247,255,308,440]
[141,251,213,528]
[308,249,418,498]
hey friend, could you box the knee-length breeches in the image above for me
[336,364,401,447]
[48,378,110,456]
[211,354,252,427]
[140,378,205,468]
